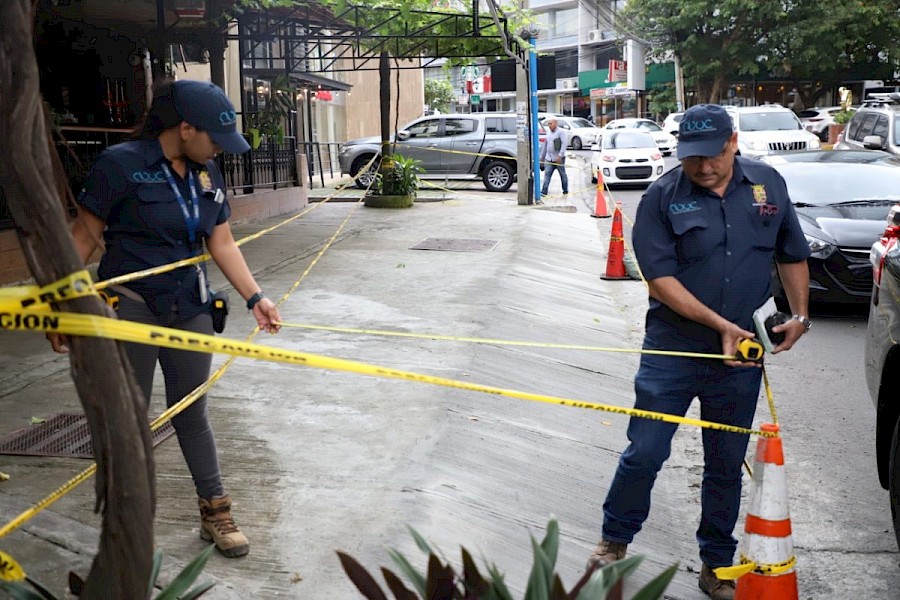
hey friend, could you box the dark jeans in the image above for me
[117,296,223,499]
[601,353,761,567]
[541,160,568,195]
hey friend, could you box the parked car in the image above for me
[602,118,678,156]
[759,150,900,303]
[724,104,821,157]
[661,111,684,137]
[541,116,599,150]
[338,112,519,192]
[864,200,900,551]
[835,93,900,158]
[590,130,664,186]
[798,106,843,141]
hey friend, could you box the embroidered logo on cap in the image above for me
[682,119,716,133]
[219,110,237,126]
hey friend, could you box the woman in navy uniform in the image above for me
[49,79,280,557]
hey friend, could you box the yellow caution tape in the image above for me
[0,308,775,439]
[715,555,797,580]
[0,550,26,582]
[0,270,96,311]
[275,322,751,362]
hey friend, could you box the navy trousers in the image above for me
[601,353,762,567]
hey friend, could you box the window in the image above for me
[554,8,578,37]
[873,115,890,140]
[856,113,880,140]
[406,119,441,138]
[846,112,864,140]
[443,118,477,136]
[485,117,516,133]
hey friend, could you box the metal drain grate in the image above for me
[409,238,498,252]
[0,414,176,459]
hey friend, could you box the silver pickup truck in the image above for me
[338,113,521,192]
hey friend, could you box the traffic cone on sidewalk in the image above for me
[591,171,611,218]
[600,205,630,281]
[717,423,799,600]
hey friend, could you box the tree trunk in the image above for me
[379,50,392,165]
[0,2,155,597]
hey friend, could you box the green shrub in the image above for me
[373,153,423,196]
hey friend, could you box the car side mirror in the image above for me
[863,134,885,150]
[397,131,411,141]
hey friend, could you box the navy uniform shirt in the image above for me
[78,138,230,321]
[632,156,810,354]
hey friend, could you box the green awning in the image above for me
[579,63,675,96]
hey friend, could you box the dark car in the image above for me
[760,150,900,303]
[864,202,900,550]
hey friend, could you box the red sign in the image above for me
[607,60,627,83]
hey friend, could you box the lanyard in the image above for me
[160,163,200,246]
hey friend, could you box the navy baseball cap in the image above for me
[677,104,734,159]
[173,80,250,154]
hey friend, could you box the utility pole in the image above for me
[674,53,685,111]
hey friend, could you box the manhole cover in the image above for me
[0,414,176,459]
[410,238,498,252]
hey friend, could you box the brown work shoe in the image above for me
[586,539,628,570]
[698,564,736,600]
[199,495,249,558]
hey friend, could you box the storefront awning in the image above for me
[579,63,675,96]
[243,68,352,92]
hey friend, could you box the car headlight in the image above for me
[805,233,835,259]
[747,140,767,151]
[808,138,821,149]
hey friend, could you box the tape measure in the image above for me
[736,339,765,362]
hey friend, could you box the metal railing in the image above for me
[219,136,300,195]
[299,141,342,188]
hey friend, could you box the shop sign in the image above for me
[608,60,627,83]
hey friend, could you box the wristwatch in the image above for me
[246,291,266,311]
[791,315,812,333]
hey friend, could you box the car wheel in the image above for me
[351,155,379,190]
[482,160,513,192]
[889,418,900,550]
[572,137,583,150]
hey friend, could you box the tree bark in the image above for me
[0,2,155,597]
[380,50,392,162]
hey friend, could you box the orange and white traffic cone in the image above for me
[716,423,798,600]
[601,205,630,280]
[591,171,611,218]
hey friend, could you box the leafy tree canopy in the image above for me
[424,78,455,112]
[622,0,900,105]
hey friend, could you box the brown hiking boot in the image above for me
[698,564,736,600]
[586,539,628,570]
[199,495,249,558]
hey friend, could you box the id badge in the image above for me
[197,266,208,304]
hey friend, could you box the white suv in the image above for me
[724,105,821,157]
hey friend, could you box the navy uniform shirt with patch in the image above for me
[632,155,810,354]
[78,139,230,321]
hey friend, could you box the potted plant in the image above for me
[364,152,423,208]
[828,109,854,145]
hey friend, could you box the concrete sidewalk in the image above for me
[0,193,712,599]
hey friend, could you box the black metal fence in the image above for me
[218,136,299,194]
[299,141,342,188]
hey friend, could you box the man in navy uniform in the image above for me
[587,104,811,600]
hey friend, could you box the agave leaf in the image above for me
[382,568,418,600]
[629,563,678,600]
[460,547,489,595]
[0,582,49,600]
[548,574,567,600]
[179,579,217,600]
[407,526,433,556]
[387,547,427,597]
[523,535,551,600]
[485,563,515,600]
[336,552,389,600]
[157,544,216,600]
[425,554,457,599]
[539,518,560,568]
[575,556,643,600]
[147,549,163,598]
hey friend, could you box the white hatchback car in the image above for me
[724,105,821,157]
[590,130,665,186]
[603,118,678,156]
[662,111,684,137]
